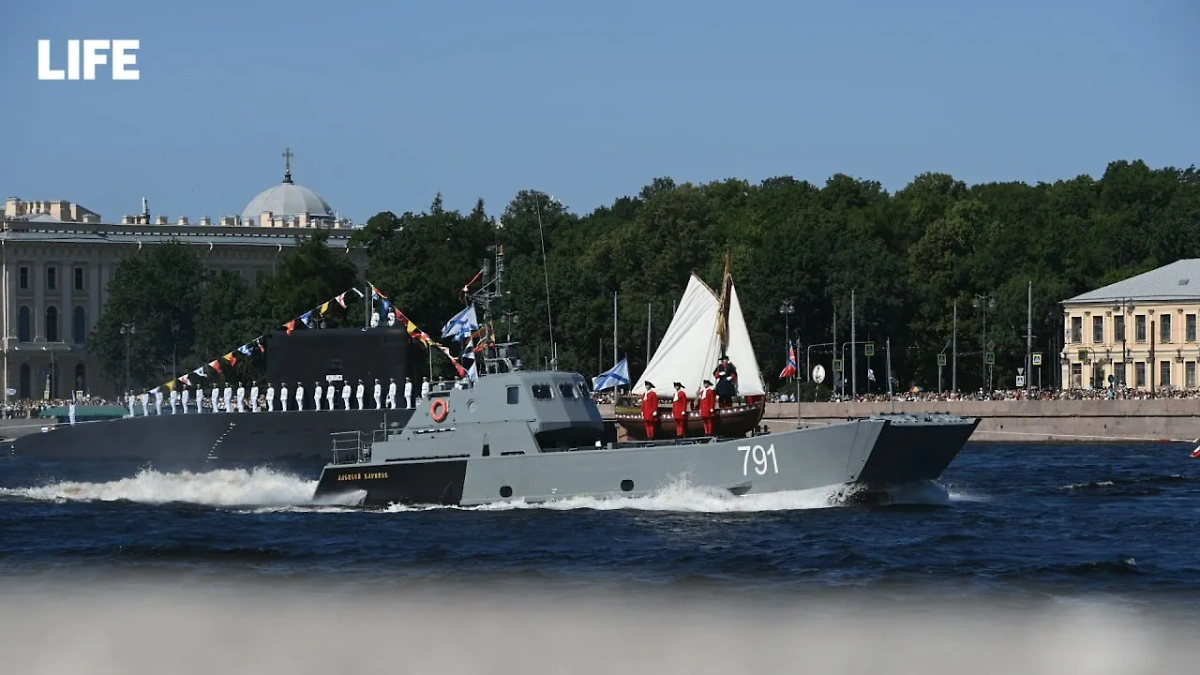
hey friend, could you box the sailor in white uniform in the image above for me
[126,392,135,417]
[153,388,163,415]
[355,380,365,410]
[373,379,382,409]
[341,382,351,410]
[295,382,304,411]
[236,382,246,413]
[181,386,190,413]
[169,387,178,415]
[68,401,76,426]
[139,392,149,417]
[210,385,219,413]
[386,378,397,409]
[420,377,431,404]
[280,382,289,412]
[195,387,203,413]
[222,383,233,414]
[404,377,413,409]
[314,382,323,411]
[250,382,260,413]
[326,382,336,410]
[266,383,276,412]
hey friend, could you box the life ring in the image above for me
[430,398,448,423]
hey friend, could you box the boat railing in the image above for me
[329,428,387,464]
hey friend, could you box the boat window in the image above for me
[506,386,519,405]
[557,382,577,399]
[531,384,554,400]
[576,381,589,398]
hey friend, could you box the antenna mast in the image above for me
[467,244,522,374]
[535,194,556,370]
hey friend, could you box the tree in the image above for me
[88,241,204,391]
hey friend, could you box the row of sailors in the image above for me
[114,377,433,418]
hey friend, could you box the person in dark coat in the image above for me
[713,355,738,406]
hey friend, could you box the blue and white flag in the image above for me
[592,357,630,391]
[441,304,479,341]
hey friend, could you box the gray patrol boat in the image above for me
[311,248,978,507]
[311,349,977,507]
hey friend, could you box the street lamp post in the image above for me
[779,299,794,380]
[973,293,996,391]
[1112,298,1135,388]
[120,322,136,394]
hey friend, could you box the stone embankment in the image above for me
[597,400,1200,444]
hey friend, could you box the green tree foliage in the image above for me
[91,233,364,392]
[359,159,1200,394]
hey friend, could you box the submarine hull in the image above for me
[8,409,415,471]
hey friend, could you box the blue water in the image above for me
[1,441,1196,612]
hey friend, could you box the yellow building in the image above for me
[1061,259,1200,391]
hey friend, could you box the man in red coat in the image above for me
[641,381,659,439]
[672,382,688,438]
[698,379,717,436]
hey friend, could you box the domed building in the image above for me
[236,149,351,229]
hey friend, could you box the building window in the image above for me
[17,306,31,342]
[72,306,86,344]
[1135,315,1147,342]
[45,306,59,342]
[1092,316,1103,344]
[1188,314,1197,343]
[1160,360,1172,388]
[1114,362,1125,387]
[1070,316,1082,344]
[74,266,85,291]
[18,364,30,399]
[1187,362,1197,389]
[1135,362,1146,388]
[18,266,29,290]
[1160,315,1172,343]
[1114,315,1126,343]
[46,266,57,291]
[1070,363,1082,387]
[74,363,87,395]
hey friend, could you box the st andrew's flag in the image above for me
[441,304,479,341]
[592,357,630,391]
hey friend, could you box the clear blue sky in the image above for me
[2,0,1197,225]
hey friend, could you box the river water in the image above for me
[1,441,1197,673]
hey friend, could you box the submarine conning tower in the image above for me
[371,370,605,462]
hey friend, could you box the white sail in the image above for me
[631,275,722,397]
[724,283,765,396]
[632,273,762,398]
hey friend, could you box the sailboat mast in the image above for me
[647,302,652,365]
[613,291,618,367]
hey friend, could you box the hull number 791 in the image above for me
[738,444,779,476]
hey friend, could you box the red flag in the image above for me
[223,352,237,366]
[179,374,190,386]
[284,320,296,336]
[209,359,222,374]
[779,342,798,379]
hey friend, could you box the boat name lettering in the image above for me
[737,444,779,476]
[336,471,389,481]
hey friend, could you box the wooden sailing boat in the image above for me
[613,254,767,439]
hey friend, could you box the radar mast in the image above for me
[466,244,523,374]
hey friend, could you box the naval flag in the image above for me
[441,304,479,341]
[592,357,630,391]
[779,342,798,379]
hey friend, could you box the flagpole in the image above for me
[647,301,652,365]
[795,341,802,430]
[613,291,618,367]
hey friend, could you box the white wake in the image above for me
[0,467,361,508]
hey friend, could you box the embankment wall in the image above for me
[597,400,1200,443]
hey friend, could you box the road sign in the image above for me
[1015,375,1026,387]
[812,364,826,384]
[937,353,947,366]
[986,352,995,365]
[1017,367,1024,376]
[1108,374,1115,384]
[987,340,996,352]
[864,342,875,357]
[1032,352,1043,366]
[832,359,843,373]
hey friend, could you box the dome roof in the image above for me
[240,153,335,224]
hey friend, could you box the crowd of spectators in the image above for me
[1,396,119,420]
